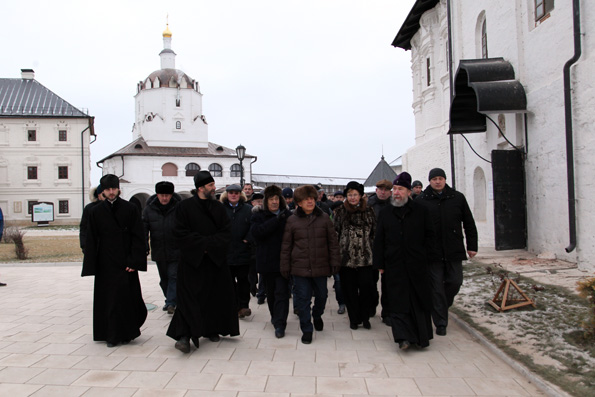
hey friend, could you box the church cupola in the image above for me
[159,23,176,69]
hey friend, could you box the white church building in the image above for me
[98,25,255,208]
[394,0,594,272]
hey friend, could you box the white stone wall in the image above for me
[402,0,594,270]
[0,117,92,225]
[102,155,251,202]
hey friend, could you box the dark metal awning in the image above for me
[449,58,527,134]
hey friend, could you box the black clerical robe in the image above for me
[82,197,147,343]
[167,195,240,341]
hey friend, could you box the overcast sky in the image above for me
[3,0,416,183]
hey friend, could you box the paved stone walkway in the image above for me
[0,262,547,396]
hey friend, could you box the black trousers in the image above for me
[263,272,290,329]
[340,266,375,326]
[429,260,463,327]
[229,264,251,310]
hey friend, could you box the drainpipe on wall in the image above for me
[563,0,581,253]
[80,117,95,213]
[446,0,456,189]
[249,156,258,183]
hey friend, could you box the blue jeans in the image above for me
[156,261,178,307]
[292,275,328,333]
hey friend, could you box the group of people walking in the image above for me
[80,166,477,352]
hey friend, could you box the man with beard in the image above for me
[373,172,438,350]
[82,174,147,347]
[167,171,240,353]
[416,168,477,336]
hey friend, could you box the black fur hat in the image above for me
[263,185,286,210]
[155,181,175,194]
[343,181,364,197]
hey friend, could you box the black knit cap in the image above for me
[93,184,104,199]
[100,174,120,189]
[411,180,423,188]
[155,181,175,194]
[282,187,293,198]
[343,181,364,197]
[194,171,215,188]
[393,172,412,190]
[428,168,447,181]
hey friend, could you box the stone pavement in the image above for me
[0,262,548,397]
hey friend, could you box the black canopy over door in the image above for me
[491,150,527,250]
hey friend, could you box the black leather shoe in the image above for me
[208,335,220,342]
[175,336,191,353]
[257,297,266,305]
[350,323,358,330]
[362,320,371,329]
[106,341,118,348]
[275,328,285,338]
[313,317,324,331]
[301,332,312,344]
[399,340,410,350]
[436,326,447,336]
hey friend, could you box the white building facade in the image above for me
[0,69,95,226]
[394,0,594,271]
[99,26,254,208]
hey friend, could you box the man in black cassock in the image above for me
[167,171,240,353]
[82,174,147,347]
[373,172,438,350]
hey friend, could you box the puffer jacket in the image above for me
[416,184,478,261]
[280,206,340,277]
[142,193,182,262]
[221,192,253,266]
[333,200,376,268]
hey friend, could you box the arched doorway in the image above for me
[130,192,151,211]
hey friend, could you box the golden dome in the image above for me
[163,24,172,38]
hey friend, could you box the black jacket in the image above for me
[222,199,253,266]
[142,193,182,262]
[367,193,391,219]
[250,206,292,273]
[416,184,478,261]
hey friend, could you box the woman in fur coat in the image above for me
[333,181,377,330]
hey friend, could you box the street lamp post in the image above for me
[235,144,246,187]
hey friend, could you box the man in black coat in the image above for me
[416,168,478,336]
[251,185,293,338]
[373,172,438,350]
[167,171,239,353]
[82,174,147,348]
[367,179,393,321]
[142,181,181,314]
[221,184,254,318]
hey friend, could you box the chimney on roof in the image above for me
[21,69,35,80]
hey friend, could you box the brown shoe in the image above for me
[238,308,252,318]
